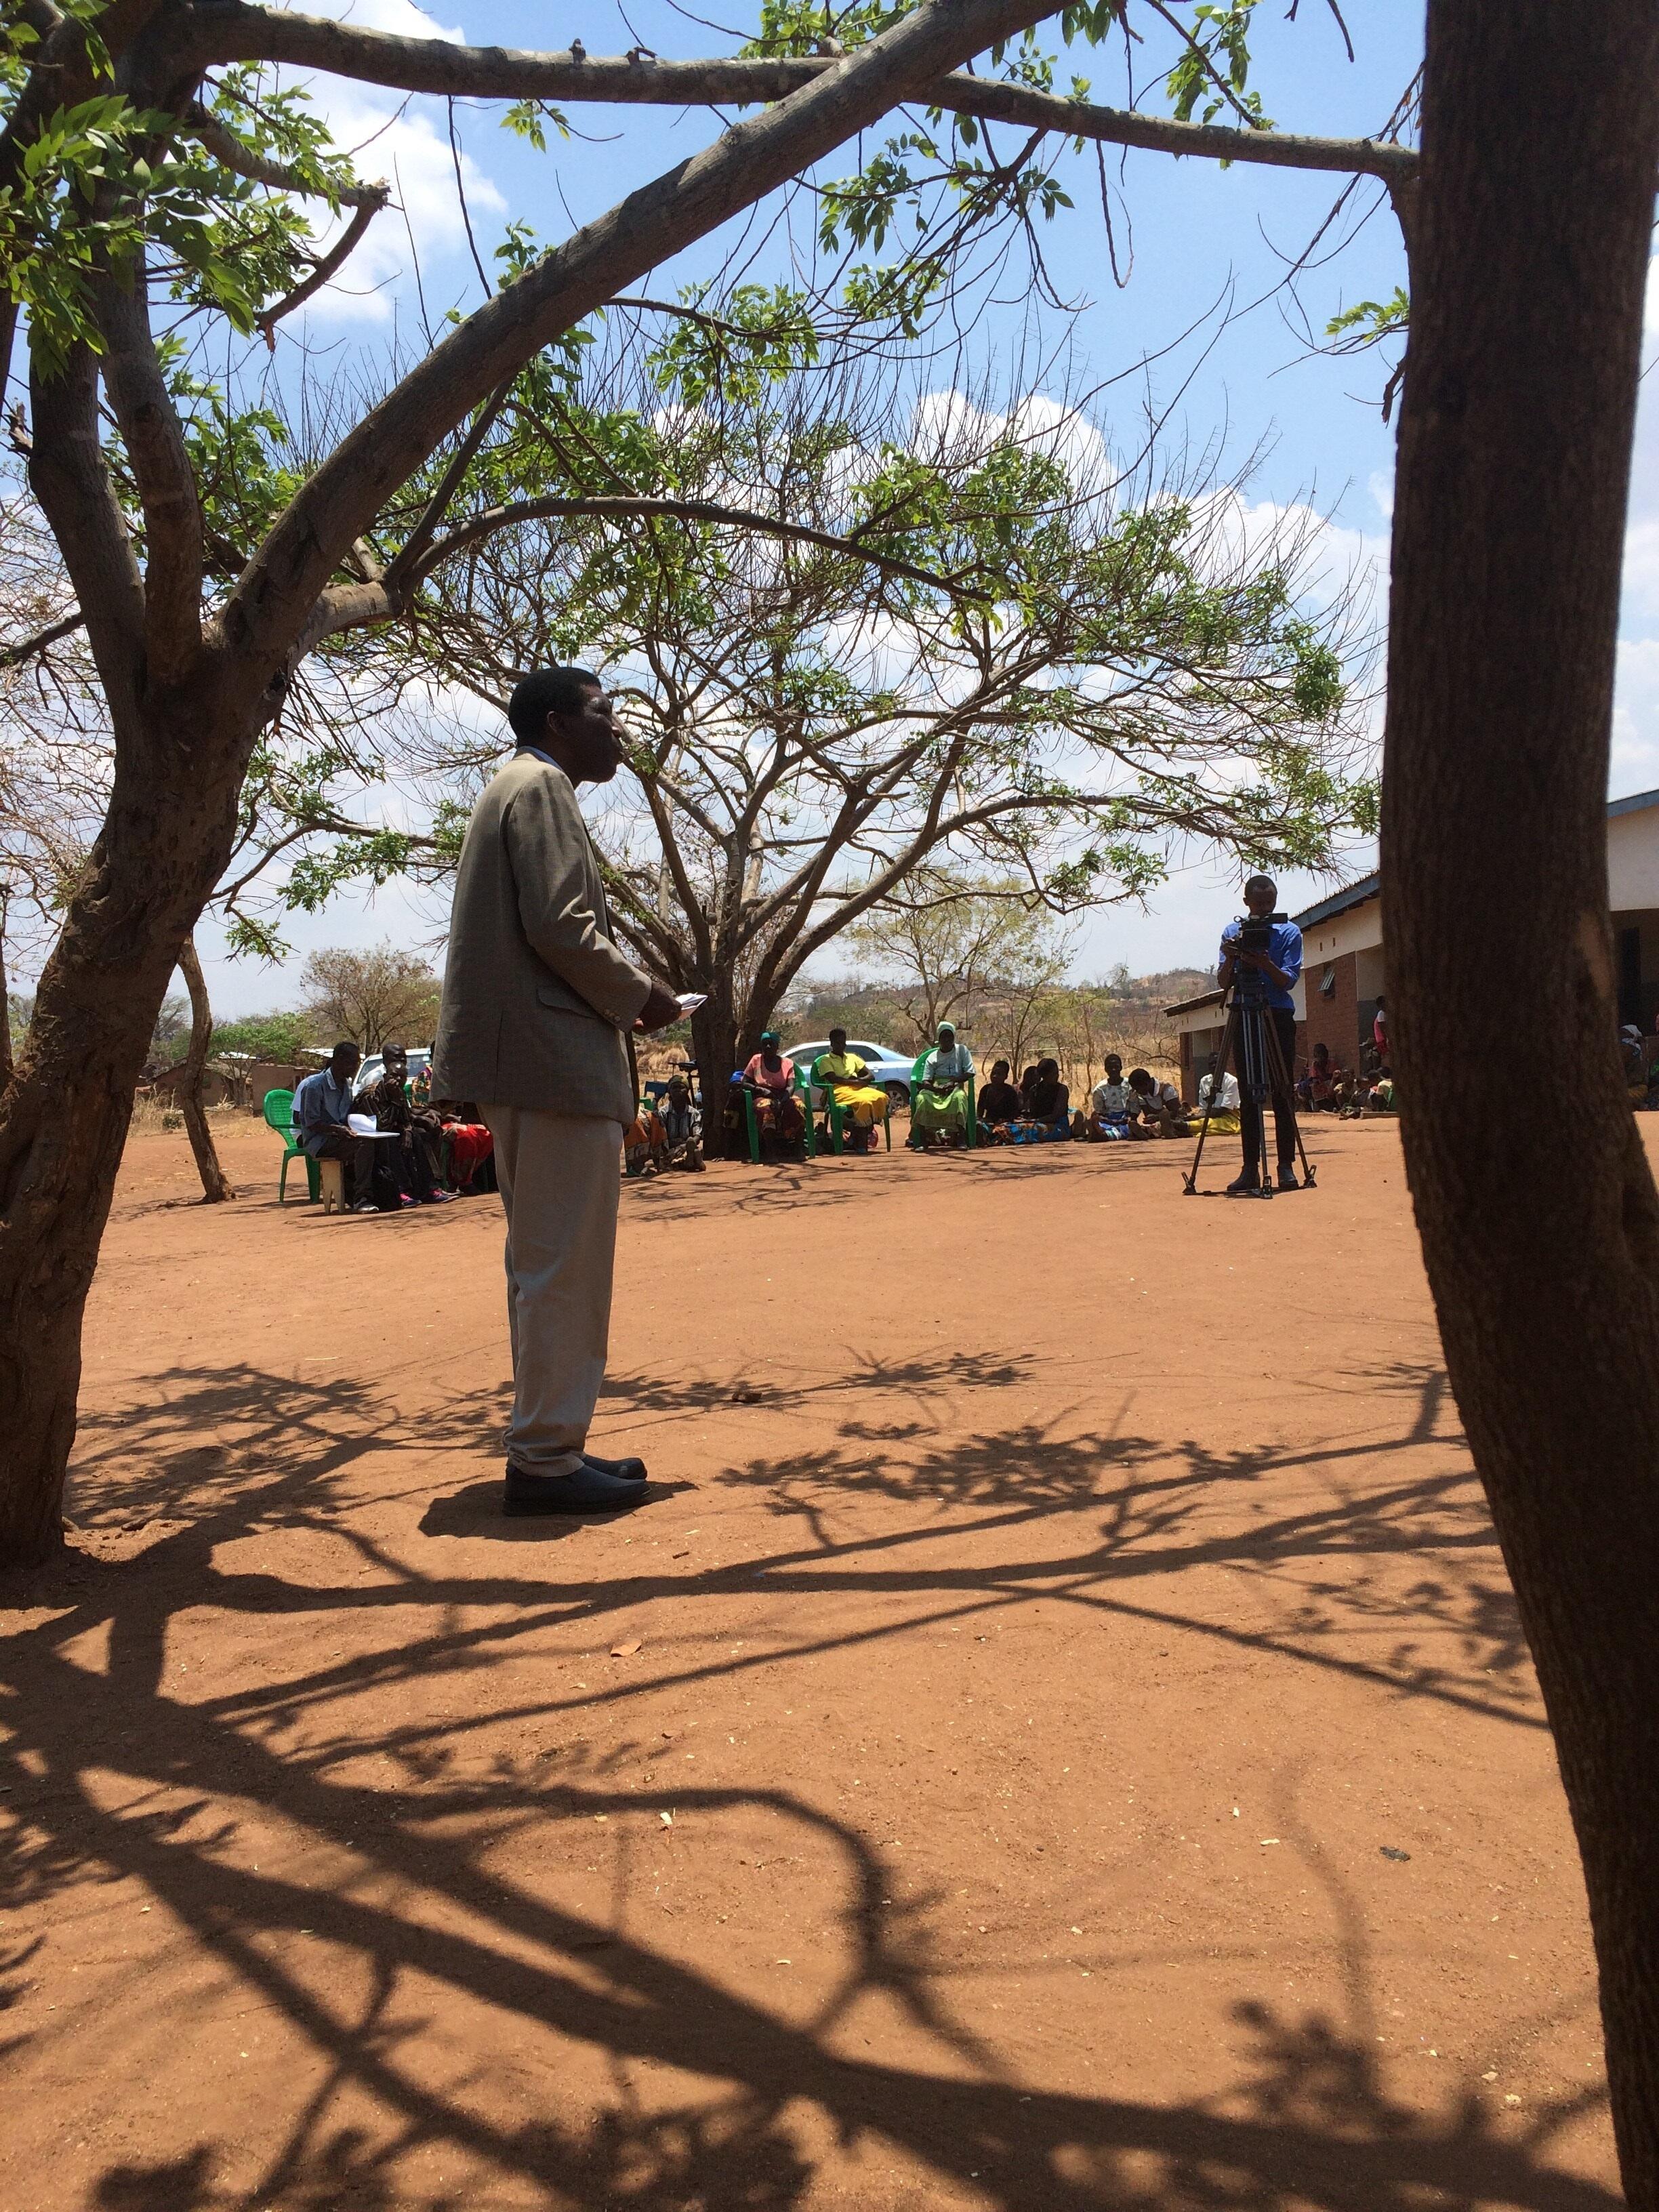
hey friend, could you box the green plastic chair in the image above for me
[806,1054,892,1155]
[264,1087,320,1203]
[907,1050,977,1149]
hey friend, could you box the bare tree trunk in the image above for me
[1385,3,1659,2194]
[176,932,234,1204]
[690,992,741,1158]
[0,882,12,1090]
[0,694,245,1567]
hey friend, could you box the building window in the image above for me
[1319,963,1336,998]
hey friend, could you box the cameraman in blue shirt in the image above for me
[1218,875,1304,1194]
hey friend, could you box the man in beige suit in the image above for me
[432,668,682,1514]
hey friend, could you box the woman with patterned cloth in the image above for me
[741,1032,806,1151]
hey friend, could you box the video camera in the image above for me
[1234,910,1288,954]
[1229,910,1286,1006]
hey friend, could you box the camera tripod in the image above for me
[1182,978,1317,1197]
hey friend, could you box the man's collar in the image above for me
[516,743,565,773]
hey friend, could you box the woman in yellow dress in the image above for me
[812,1028,890,1152]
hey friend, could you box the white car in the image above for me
[787,1038,919,1108]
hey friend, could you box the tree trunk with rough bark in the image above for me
[176,931,234,1204]
[1384,3,1659,2194]
[690,991,742,1159]
[0,687,247,1565]
[0,884,12,1088]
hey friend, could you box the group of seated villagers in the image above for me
[1295,1042,1397,1117]
[968,1046,1193,1146]
[624,1073,707,1176]
[293,1042,495,1214]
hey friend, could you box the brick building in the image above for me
[1163,786,1659,1101]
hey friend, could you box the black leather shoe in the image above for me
[1225,1172,1262,1196]
[1276,1166,1300,1191]
[504,1463,647,1515]
[581,1451,647,1482]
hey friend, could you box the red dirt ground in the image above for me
[0,1113,1629,2211]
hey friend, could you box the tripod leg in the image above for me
[1261,1017,1317,1189]
[1233,1003,1278,1195]
[1183,1001,1240,1193]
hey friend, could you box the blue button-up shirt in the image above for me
[294,1067,357,1157]
[1220,918,1303,1012]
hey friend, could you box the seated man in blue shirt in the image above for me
[294,1042,382,1212]
[1218,876,1304,1194]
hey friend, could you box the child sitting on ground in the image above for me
[1078,1054,1134,1141]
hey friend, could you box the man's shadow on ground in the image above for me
[419,1479,697,1540]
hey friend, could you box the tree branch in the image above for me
[409,495,976,597]
[188,9,1417,184]
[184,102,388,209]
[215,0,1073,686]
[381,380,512,595]
[92,260,205,684]
[253,193,390,341]
[26,345,145,720]
[0,609,86,668]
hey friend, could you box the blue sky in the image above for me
[178,0,1647,1010]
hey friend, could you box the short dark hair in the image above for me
[331,1040,356,1059]
[508,666,602,742]
[1244,873,1277,899]
[1128,1067,1152,1087]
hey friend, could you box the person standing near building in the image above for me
[1218,874,1304,1194]
[432,668,682,1516]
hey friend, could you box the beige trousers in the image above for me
[480,1107,623,1476]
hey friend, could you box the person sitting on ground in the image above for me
[293,1042,386,1212]
[1198,1065,1241,1115]
[359,1042,451,1204]
[1079,1053,1134,1141]
[1360,1066,1396,1115]
[909,1022,975,1147]
[1296,1042,1349,1114]
[813,1027,890,1152]
[1622,1023,1649,1091]
[742,1031,806,1152]
[657,1074,705,1170]
[431,1099,495,1191]
[1126,1067,1188,1138]
[624,1101,668,1176]
[1013,1056,1070,1140]
[977,1059,1023,1139]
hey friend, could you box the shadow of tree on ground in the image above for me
[1,1352,1593,2209]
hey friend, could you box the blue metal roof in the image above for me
[1294,872,1380,929]
[1606,786,1659,819]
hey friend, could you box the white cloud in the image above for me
[264,0,504,325]
[1613,636,1659,790]
[1622,516,1659,628]
[279,0,462,44]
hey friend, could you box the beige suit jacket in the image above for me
[432,751,652,1121]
